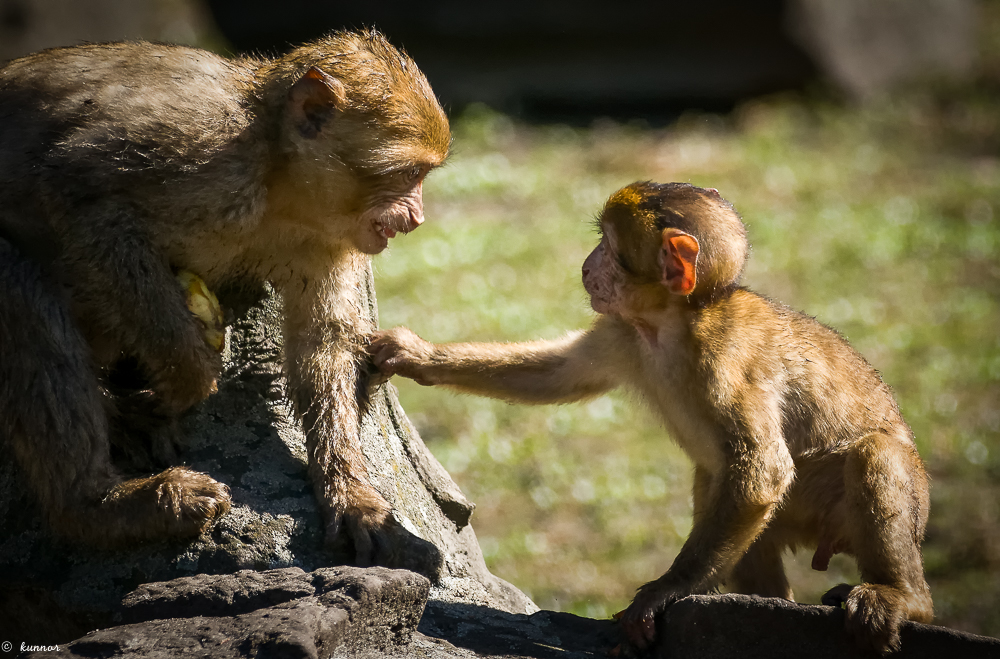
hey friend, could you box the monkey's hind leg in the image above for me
[0,239,229,546]
[834,432,933,654]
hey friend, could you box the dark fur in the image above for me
[0,31,449,550]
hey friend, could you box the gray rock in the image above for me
[40,576,996,659]
[0,266,533,647]
[24,566,429,658]
[412,592,1000,659]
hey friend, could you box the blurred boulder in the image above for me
[1,0,978,119]
[205,0,816,120]
[789,0,978,99]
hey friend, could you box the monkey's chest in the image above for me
[635,362,727,472]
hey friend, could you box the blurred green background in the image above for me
[372,15,1000,637]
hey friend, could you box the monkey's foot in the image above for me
[101,466,231,542]
[618,580,685,651]
[829,583,906,655]
[324,482,393,567]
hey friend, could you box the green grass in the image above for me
[372,92,1000,634]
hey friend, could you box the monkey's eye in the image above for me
[406,165,425,182]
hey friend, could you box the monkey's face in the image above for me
[354,166,431,254]
[583,223,663,316]
[279,55,449,255]
[582,230,620,314]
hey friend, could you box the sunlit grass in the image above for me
[373,94,1000,633]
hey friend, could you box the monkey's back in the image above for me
[0,42,267,241]
[695,288,913,457]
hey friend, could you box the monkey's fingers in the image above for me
[347,516,377,568]
[369,345,431,384]
[367,332,401,371]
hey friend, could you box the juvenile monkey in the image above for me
[0,30,450,558]
[370,182,932,653]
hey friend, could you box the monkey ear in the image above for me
[288,66,347,139]
[661,228,699,296]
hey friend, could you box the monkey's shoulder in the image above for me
[698,288,851,347]
[694,288,883,380]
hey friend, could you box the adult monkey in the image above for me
[0,30,450,563]
[371,182,933,653]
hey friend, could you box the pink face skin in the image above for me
[354,166,430,254]
[582,226,630,316]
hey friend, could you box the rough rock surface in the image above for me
[19,569,1000,659]
[0,267,532,646]
[25,566,429,658]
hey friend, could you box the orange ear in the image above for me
[661,228,699,296]
[288,66,347,139]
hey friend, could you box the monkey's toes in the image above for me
[161,467,232,525]
[323,485,394,566]
[843,584,905,655]
[106,467,231,540]
[619,600,659,650]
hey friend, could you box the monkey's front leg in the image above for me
[620,449,792,650]
[282,291,392,563]
[61,208,223,414]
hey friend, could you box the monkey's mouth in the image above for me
[373,213,422,242]
[374,222,398,239]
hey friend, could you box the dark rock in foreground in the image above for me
[27,567,428,658]
[22,567,1000,659]
[654,594,1000,659]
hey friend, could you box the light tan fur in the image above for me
[370,182,932,653]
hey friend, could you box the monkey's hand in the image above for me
[368,327,438,386]
[146,339,223,416]
[101,466,232,542]
[619,579,690,651]
[142,273,226,416]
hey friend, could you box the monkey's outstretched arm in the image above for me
[59,203,221,413]
[370,316,634,404]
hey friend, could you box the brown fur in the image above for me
[0,30,450,554]
[370,182,932,653]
